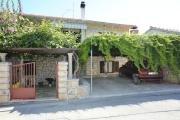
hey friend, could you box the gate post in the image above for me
[0,62,11,104]
[57,62,68,100]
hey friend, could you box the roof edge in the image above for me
[22,13,137,27]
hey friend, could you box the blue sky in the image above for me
[21,0,180,33]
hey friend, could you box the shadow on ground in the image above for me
[6,92,180,115]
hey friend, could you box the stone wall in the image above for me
[163,67,180,83]
[57,62,89,100]
[0,62,11,103]
[7,55,65,85]
[84,56,128,77]
[34,56,64,85]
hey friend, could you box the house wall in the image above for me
[86,22,132,37]
[58,18,135,42]
[162,66,180,84]
[84,56,128,77]
[145,27,180,35]
[145,29,169,34]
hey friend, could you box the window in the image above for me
[100,61,105,73]
[100,61,119,73]
[112,61,119,72]
[62,28,81,43]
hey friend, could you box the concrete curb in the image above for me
[1,89,180,107]
[88,89,180,99]
[0,98,59,107]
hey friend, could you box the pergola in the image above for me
[0,48,78,54]
[0,48,78,79]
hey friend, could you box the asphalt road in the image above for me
[1,93,180,120]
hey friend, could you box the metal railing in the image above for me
[10,62,35,88]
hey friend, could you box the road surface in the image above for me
[0,93,180,120]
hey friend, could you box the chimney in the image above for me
[80,1,85,20]
[129,26,139,34]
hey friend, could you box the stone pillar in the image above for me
[0,62,11,103]
[68,53,73,79]
[57,62,80,100]
[67,79,79,99]
[0,53,7,62]
[57,62,68,100]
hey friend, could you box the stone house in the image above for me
[0,1,139,103]
[0,13,138,103]
[24,13,138,77]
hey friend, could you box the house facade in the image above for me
[0,1,139,102]
[24,14,138,77]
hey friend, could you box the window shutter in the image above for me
[112,61,119,72]
[100,61,105,73]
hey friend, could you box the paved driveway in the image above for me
[86,76,180,97]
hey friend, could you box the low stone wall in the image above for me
[163,67,180,83]
[0,62,10,103]
[57,62,89,100]
[84,56,128,77]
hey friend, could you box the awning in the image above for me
[0,48,78,54]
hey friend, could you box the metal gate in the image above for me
[10,62,36,99]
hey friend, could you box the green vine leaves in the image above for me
[79,33,180,74]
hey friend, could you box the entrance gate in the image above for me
[10,62,36,99]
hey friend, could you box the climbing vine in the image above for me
[79,33,180,74]
[0,0,78,60]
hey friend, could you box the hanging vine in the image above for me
[79,33,180,74]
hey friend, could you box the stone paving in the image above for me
[84,76,180,97]
[36,86,56,99]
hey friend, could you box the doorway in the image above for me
[35,59,58,99]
